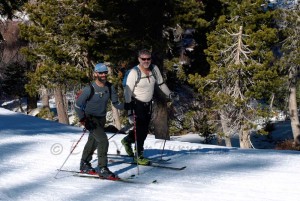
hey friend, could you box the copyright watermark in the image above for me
[109,139,203,154]
[50,139,204,156]
[50,143,63,155]
[50,141,82,155]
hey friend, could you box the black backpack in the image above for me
[76,82,112,107]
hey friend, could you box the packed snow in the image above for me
[0,107,299,201]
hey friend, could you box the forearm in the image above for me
[112,102,124,110]
[159,83,171,98]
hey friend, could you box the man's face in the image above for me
[95,71,108,82]
[138,54,151,68]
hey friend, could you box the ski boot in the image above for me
[98,166,119,180]
[121,137,134,157]
[80,160,96,174]
[134,153,151,166]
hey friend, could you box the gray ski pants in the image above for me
[81,115,108,168]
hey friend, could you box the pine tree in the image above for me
[276,5,300,146]
[2,62,27,112]
[189,0,283,148]
[93,0,208,139]
[0,0,34,109]
[19,0,107,124]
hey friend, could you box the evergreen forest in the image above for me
[0,0,300,149]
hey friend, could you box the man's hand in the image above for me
[169,92,179,101]
[79,117,91,130]
[124,101,134,110]
[79,117,86,126]
[127,110,134,125]
[128,114,134,125]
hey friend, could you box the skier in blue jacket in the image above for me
[75,63,123,180]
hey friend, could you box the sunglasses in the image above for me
[140,57,151,61]
[97,71,108,75]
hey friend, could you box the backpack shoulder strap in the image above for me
[150,64,156,79]
[134,64,158,85]
[86,83,94,102]
[133,65,142,86]
[105,81,112,99]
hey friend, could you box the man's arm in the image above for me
[110,85,124,110]
[153,65,171,98]
[74,86,91,120]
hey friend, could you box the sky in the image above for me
[0,107,300,201]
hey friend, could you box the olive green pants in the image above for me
[81,115,108,168]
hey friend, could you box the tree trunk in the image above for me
[18,98,25,113]
[220,111,232,147]
[41,87,50,109]
[239,127,251,148]
[54,86,69,124]
[27,94,38,114]
[289,83,300,146]
[216,135,223,146]
[152,100,169,140]
[111,104,121,130]
[152,84,169,140]
[288,64,300,146]
[151,50,170,140]
[0,33,4,62]
[107,65,121,130]
[269,93,275,112]
[40,87,53,119]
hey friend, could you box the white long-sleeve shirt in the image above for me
[124,64,171,103]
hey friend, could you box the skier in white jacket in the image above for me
[122,49,176,165]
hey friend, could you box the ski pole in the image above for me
[160,138,167,161]
[133,110,140,175]
[108,124,133,141]
[108,131,119,140]
[108,130,123,155]
[109,125,134,154]
[54,128,87,179]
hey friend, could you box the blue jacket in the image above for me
[75,81,123,120]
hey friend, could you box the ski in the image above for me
[57,169,157,184]
[75,173,158,184]
[109,160,186,171]
[149,163,186,170]
[74,172,137,183]
[108,154,172,163]
[57,169,95,174]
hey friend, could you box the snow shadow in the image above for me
[0,113,80,135]
[0,141,35,175]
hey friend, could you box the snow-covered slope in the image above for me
[0,107,299,201]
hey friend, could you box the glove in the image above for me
[79,117,86,126]
[124,101,134,110]
[169,92,179,101]
[127,110,134,125]
[79,117,92,130]
[128,114,134,125]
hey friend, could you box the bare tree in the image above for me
[54,86,69,124]
[107,65,121,130]
[277,6,300,146]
